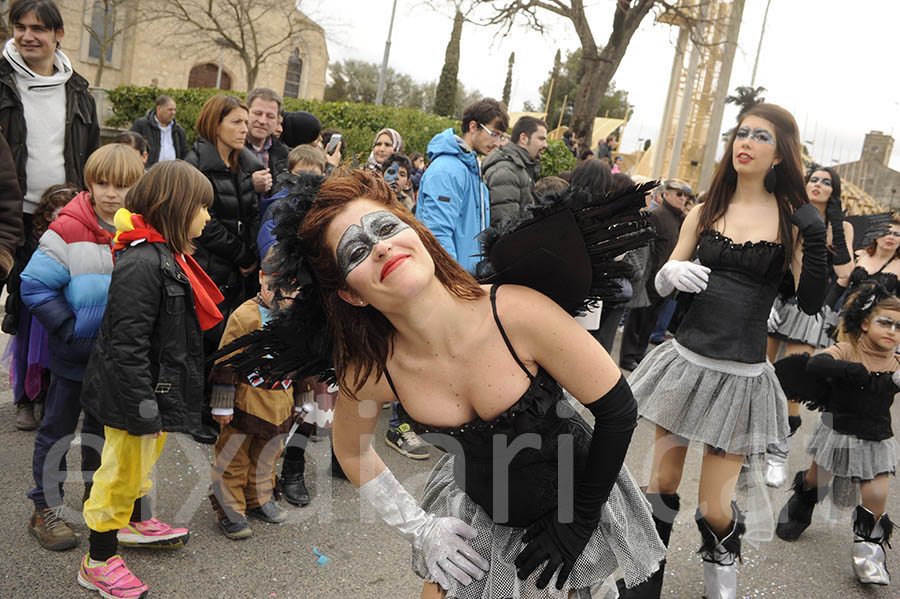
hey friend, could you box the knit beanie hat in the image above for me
[281,111,322,147]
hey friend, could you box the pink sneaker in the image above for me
[77,554,148,598]
[117,518,189,548]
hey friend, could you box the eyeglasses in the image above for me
[808,176,832,187]
[479,122,505,139]
[667,189,690,198]
[735,126,776,146]
[873,317,900,332]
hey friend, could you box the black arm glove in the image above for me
[515,376,637,590]
[807,353,869,387]
[826,196,851,266]
[791,204,829,315]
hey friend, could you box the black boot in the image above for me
[282,447,310,507]
[776,470,823,541]
[696,503,745,599]
[618,491,680,598]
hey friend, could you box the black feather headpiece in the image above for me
[476,180,657,314]
[211,173,336,384]
[839,280,895,340]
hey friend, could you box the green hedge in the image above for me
[106,85,458,164]
[539,139,576,179]
[106,86,576,178]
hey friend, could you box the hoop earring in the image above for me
[764,165,777,194]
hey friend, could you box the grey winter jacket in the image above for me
[482,143,540,226]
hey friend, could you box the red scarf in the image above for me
[114,210,224,331]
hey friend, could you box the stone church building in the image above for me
[834,131,900,211]
[3,0,327,99]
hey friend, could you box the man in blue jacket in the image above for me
[417,98,508,273]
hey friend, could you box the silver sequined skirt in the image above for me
[806,419,897,508]
[411,454,666,599]
[629,339,789,455]
[768,296,837,348]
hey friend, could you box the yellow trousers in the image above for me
[83,427,167,533]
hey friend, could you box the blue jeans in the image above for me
[649,299,677,344]
[389,402,401,429]
[29,372,104,509]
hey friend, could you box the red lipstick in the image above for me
[381,255,409,281]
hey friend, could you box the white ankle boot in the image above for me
[696,503,745,599]
[852,505,893,585]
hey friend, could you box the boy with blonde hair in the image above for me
[21,143,144,551]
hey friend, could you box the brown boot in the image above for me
[28,507,78,551]
[15,403,38,431]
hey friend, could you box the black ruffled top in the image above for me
[775,353,896,441]
[848,265,900,295]
[675,230,787,363]
[398,368,593,527]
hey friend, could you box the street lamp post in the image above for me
[215,37,231,90]
[375,0,399,106]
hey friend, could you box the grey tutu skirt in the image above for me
[768,296,836,348]
[411,454,666,599]
[629,340,789,455]
[806,419,898,509]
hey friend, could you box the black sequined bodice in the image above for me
[398,368,592,527]
[675,230,787,363]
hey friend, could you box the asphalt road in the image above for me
[1,332,897,599]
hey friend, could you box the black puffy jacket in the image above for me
[81,242,204,435]
[185,138,262,291]
[130,108,189,166]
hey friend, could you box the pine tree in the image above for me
[502,52,515,106]
[433,10,464,117]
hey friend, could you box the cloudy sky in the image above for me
[318,0,898,171]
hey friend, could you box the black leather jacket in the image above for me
[0,58,99,199]
[81,242,205,435]
[186,137,262,290]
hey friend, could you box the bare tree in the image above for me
[82,0,163,87]
[475,1,714,148]
[152,0,322,91]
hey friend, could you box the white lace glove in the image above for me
[768,305,783,332]
[359,468,489,590]
[655,260,711,297]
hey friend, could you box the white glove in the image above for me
[768,305,783,332]
[359,468,489,590]
[655,260,711,296]
[891,369,900,389]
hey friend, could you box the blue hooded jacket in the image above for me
[416,128,489,273]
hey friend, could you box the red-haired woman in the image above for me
[282,170,665,598]
[623,104,830,599]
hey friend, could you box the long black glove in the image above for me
[826,196,851,266]
[514,376,637,590]
[791,203,829,315]
[806,353,868,387]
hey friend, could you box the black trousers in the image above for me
[619,298,667,366]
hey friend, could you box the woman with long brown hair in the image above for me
[622,104,830,599]
[764,164,854,488]
[257,169,665,598]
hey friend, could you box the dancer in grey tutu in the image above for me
[620,104,829,599]
[774,283,898,586]
[240,170,665,599]
[764,165,854,488]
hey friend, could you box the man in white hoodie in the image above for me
[0,0,99,230]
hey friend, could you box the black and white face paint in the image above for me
[336,210,410,278]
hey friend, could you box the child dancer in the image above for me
[208,257,306,539]
[21,145,144,551]
[77,161,221,598]
[775,283,898,585]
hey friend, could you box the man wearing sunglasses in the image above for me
[620,179,693,371]
[417,98,509,273]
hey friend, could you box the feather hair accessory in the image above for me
[210,173,336,384]
[838,280,894,341]
[476,181,657,314]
